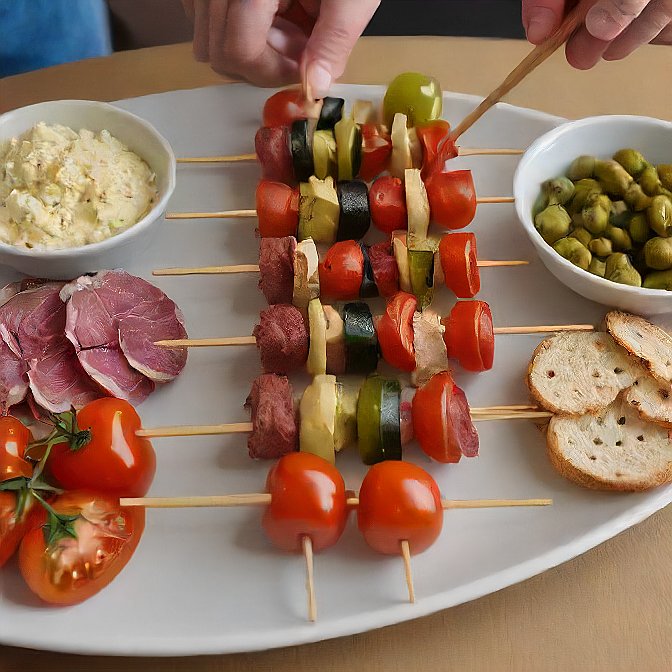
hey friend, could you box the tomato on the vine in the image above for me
[318,240,364,301]
[442,300,495,372]
[256,180,299,238]
[0,416,33,480]
[425,170,477,230]
[375,291,417,372]
[0,491,35,568]
[369,176,407,234]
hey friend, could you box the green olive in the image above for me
[605,225,632,252]
[588,258,606,277]
[567,155,596,181]
[638,165,662,196]
[589,237,613,257]
[569,179,603,213]
[543,177,575,206]
[628,212,651,244]
[582,193,610,234]
[594,159,634,197]
[535,204,571,245]
[613,149,648,178]
[609,200,630,228]
[605,253,642,287]
[647,195,672,237]
[569,226,592,247]
[644,236,672,270]
[553,237,592,271]
[658,165,672,191]
[533,191,548,217]
[643,270,672,290]
[571,212,585,228]
[624,183,653,211]
[383,72,442,128]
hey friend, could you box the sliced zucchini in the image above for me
[334,380,358,452]
[299,374,337,464]
[389,112,412,179]
[405,168,430,248]
[292,237,320,310]
[317,97,345,131]
[335,116,362,180]
[337,180,370,241]
[392,230,412,292]
[356,376,402,465]
[291,118,317,182]
[312,130,337,180]
[359,243,379,298]
[307,298,327,376]
[379,379,402,461]
[298,176,340,245]
[343,302,378,375]
[408,249,435,310]
[324,304,346,376]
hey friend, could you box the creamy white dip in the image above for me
[0,123,157,250]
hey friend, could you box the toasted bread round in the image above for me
[625,375,672,429]
[547,397,672,491]
[606,311,672,385]
[527,332,642,415]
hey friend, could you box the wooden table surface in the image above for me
[2,37,672,672]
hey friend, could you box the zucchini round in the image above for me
[337,180,370,241]
[291,118,317,182]
[343,302,378,375]
[317,97,345,131]
[359,244,379,299]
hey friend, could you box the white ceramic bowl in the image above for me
[0,100,175,279]
[514,115,672,315]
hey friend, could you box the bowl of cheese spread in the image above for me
[0,100,175,278]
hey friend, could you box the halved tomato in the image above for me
[256,180,300,238]
[375,291,417,372]
[441,300,495,372]
[318,240,364,301]
[439,232,481,298]
[425,170,477,230]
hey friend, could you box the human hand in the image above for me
[181,0,380,96]
[522,0,672,69]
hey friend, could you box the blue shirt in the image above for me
[0,0,112,78]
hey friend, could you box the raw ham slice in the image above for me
[0,340,28,412]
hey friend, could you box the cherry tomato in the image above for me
[416,120,458,179]
[357,461,443,555]
[256,180,300,238]
[368,241,400,298]
[425,170,477,230]
[255,126,295,185]
[359,124,392,182]
[0,492,35,568]
[0,416,33,481]
[262,452,348,553]
[412,372,479,463]
[375,291,417,372]
[19,491,145,606]
[47,398,156,498]
[442,300,495,372]
[262,89,310,128]
[318,241,364,301]
[439,233,481,298]
[369,176,408,234]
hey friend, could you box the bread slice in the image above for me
[527,332,642,415]
[606,311,672,385]
[547,396,672,491]
[625,375,672,428]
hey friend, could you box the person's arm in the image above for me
[181,0,380,95]
[522,0,672,69]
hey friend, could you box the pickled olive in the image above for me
[644,237,672,270]
[570,179,603,213]
[553,237,591,270]
[609,201,630,228]
[643,270,672,290]
[605,225,632,252]
[383,72,442,128]
[588,237,613,257]
[533,191,548,217]
[534,204,571,244]
[647,195,672,237]
[569,226,592,247]
[594,160,633,197]
[567,155,596,181]
[588,258,606,277]
[571,212,585,228]
[629,212,651,244]
[605,253,642,287]
[658,165,672,192]
[543,177,575,205]
[582,193,610,234]
[613,149,647,178]
[639,165,662,196]
[624,183,653,212]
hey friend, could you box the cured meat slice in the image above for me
[0,340,28,412]
[258,236,296,305]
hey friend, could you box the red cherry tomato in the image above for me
[375,291,417,372]
[416,120,457,179]
[256,181,299,238]
[0,492,36,568]
[369,176,407,234]
[262,452,348,553]
[442,300,495,372]
[359,124,392,182]
[255,126,295,185]
[19,491,145,606]
[47,398,156,498]
[357,461,443,555]
[439,233,481,298]
[318,241,364,301]
[262,89,310,128]
[368,241,400,298]
[425,170,477,230]
[412,372,479,463]
[0,416,33,481]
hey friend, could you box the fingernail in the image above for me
[586,6,622,41]
[526,8,556,44]
[306,61,332,99]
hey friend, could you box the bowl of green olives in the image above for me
[514,115,672,314]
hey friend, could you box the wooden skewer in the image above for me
[450,0,594,141]
[175,148,525,164]
[400,540,415,604]
[165,197,514,221]
[303,535,317,622]
[153,259,529,277]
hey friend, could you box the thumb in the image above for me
[522,0,567,44]
[303,0,380,98]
